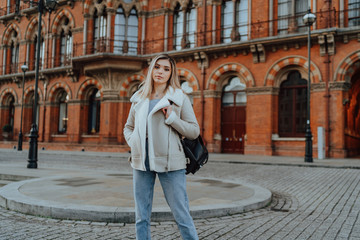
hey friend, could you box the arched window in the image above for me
[295,0,307,32]
[221,0,248,43]
[114,7,126,53]
[173,3,184,50]
[10,41,19,73]
[128,8,138,54]
[173,1,196,50]
[221,0,232,43]
[222,77,246,106]
[345,67,360,137]
[277,0,291,34]
[6,31,19,74]
[57,90,68,133]
[236,0,248,40]
[348,0,360,26]
[278,71,307,137]
[60,30,72,66]
[88,88,101,134]
[114,7,138,54]
[56,17,73,66]
[186,1,196,48]
[8,96,15,129]
[31,35,45,70]
[3,94,15,131]
[93,8,107,53]
[94,10,99,49]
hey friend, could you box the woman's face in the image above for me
[152,59,172,86]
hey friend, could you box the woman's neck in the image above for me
[152,83,167,97]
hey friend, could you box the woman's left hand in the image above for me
[162,106,172,119]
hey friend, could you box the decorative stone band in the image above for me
[329,81,351,91]
[246,87,279,95]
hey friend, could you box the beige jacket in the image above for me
[123,87,200,172]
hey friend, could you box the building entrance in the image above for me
[345,68,360,157]
[221,77,246,154]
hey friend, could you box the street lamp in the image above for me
[27,0,58,168]
[18,64,28,151]
[303,8,316,163]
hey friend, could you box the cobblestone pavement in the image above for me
[0,151,360,240]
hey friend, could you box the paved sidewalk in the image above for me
[208,153,360,169]
[0,148,360,239]
[0,149,271,223]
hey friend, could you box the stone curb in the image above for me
[0,176,271,223]
[213,160,360,170]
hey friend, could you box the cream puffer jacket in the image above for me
[123,87,200,172]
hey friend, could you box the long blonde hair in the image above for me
[138,54,181,99]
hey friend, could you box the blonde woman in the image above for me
[124,54,200,240]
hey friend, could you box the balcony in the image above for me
[0,7,359,81]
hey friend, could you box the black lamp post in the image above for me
[27,0,57,168]
[18,64,28,151]
[303,8,316,163]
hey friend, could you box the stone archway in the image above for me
[344,62,360,157]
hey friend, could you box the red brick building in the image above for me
[0,0,359,158]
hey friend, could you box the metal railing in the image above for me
[1,7,360,76]
[0,55,73,75]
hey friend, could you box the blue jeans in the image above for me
[133,168,198,240]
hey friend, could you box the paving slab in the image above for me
[0,167,271,223]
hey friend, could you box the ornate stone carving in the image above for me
[66,69,78,83]
[85,68,136,100]
[329,81,351,91]
[318,34,335,56]
[250,44,265,63]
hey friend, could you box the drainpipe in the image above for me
[324,0,331,158]
[324,53,331,158]
[201,61,205,136]
[202,0,207,46]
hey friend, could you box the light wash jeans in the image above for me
[133,168,199,240]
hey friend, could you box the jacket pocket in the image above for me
[129,132,141,158]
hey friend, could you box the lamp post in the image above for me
[303,8,316,163]
[18,64,28,151]
[27,0,57,168]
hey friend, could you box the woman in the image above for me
[123,54,200,240]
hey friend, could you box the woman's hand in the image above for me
[162,105,172,119]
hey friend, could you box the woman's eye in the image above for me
[164,68,170,71]
[154,65,160,69]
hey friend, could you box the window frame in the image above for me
[173,3,184,50]
[348,0,360,27]
[278,71,308,137]
[114,6,138,54]
[87,88,101,134]
[57,90,68,134]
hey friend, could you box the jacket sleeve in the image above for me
[165,95,200,140]
[123,103,135,146]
